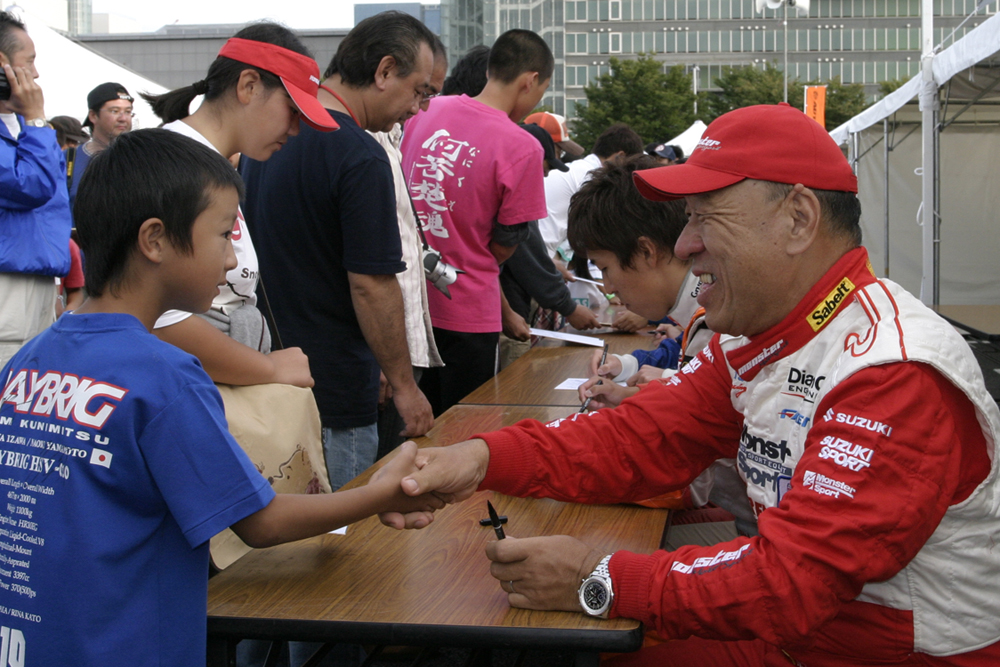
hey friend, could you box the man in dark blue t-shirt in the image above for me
[241,12,436,492]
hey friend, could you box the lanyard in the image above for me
[319,84,360,126]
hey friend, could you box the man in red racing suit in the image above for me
[386,104,1000,666]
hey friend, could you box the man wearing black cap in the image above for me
[391,103,1000,664]
[65,81,132,206]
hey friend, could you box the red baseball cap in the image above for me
[523,111,585,156]
[218,38,339,132]
[633,103,856,201]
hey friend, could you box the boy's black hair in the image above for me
[141,22,311,124]
[592,123,644,160]
[324,11,436,86]
[487,30,554,85]
[0,11,25,62]
[74,129,245,298]
[442,44,490,97]
[568,154,687,270]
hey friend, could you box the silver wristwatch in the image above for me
[24,118,47,128]
[578,554,614,618]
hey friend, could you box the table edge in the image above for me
[207,617,646,653]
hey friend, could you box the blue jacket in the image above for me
[0,116,71,276]
[632,335,682,370]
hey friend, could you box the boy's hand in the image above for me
[370,441,445,530]
[578,376,638,410]
[377,438,489,531]
[3,64,44,121]
[267,347,314,387]
[554,259,576,283]
[612,310,647,333]
[566,305,600,331]
[629,365,669,386]
[502,309,531,342]
[588,350,622,378]
[654,323,683,339]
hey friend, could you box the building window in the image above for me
[611,0,622,19]
[611,32,622,51]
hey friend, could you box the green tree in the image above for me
[816,76,867,130]
[705,64,867,130]
[706,63,803,119]
[571,56,697,151]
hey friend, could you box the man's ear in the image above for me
[235,69,263,105]
[136,218,168,264]
[635,236,661,266]
[785,184,822,256]
[87,109,99,126]
[373,55,397,91]
[522,71,539,92]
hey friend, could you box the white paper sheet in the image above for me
[529,328,605,347]
[555,378,627,390]
[571,277,605,287]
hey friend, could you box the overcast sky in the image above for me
[90,1,390,32]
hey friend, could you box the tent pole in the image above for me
[884,118,890,278]
[933,108,940,304]
[783,0,789,103]
[919,0,938,306]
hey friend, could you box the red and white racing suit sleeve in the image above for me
[478,338,743,505]
[480,342,990,650]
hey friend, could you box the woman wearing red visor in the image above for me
[141,23,337,389]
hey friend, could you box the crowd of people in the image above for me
[1,6,999,667]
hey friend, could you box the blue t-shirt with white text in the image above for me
[0,312,274,666]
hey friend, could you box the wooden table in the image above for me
[207,406,669,663]
[934,305,1000,341]
[461,332,659,407]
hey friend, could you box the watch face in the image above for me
[583,581,608,610]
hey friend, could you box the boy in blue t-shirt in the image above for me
[0,129,441,667]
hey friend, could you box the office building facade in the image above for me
[443,0,996,118]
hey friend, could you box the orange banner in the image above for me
[805,85,827,128]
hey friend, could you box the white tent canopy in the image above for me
[667,120,707,158]
[829,9,1000,306]
[14,7,167,129]
[831,12,1000,145]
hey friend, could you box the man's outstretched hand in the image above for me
[377,438,491,527]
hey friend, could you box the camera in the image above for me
[422,247,464,299]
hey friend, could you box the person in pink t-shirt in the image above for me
[401,29,552,415]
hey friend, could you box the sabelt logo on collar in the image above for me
[809,277,855,332]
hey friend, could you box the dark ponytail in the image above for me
[141,22,312,123]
